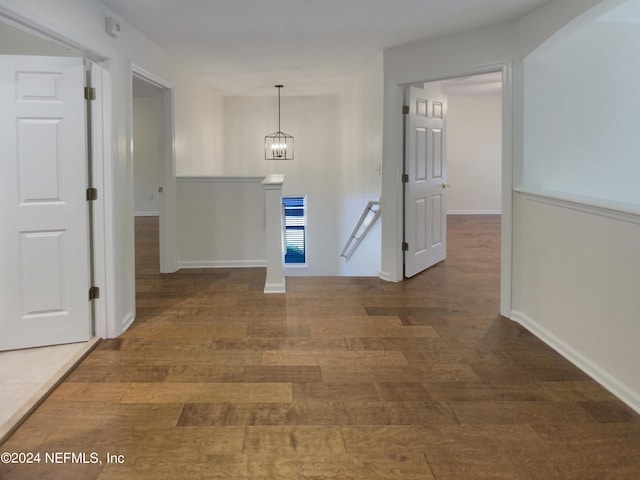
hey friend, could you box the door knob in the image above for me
[441,183,450,189]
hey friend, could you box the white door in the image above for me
[0,55,92,350]
[404,85,448,278]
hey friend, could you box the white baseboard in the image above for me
[511,310,640,415]
[264,281,286,294]
[119,311,136,336]
[378,270,398,282]
[447,210,502,215]
[134,212,160,217]
[177,260,266,269]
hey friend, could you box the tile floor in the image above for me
[0,341,94,440]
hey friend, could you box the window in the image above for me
[283,196,306,264]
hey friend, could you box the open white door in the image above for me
[0,55,92,350]
[404,85,448,278]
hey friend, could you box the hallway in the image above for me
[1,215,639,479]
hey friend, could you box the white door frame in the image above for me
[130,64,177,273]
[384,61,513,317]
[0,2,116,338]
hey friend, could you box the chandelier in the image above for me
[265,85,294,160]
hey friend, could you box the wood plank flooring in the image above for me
[2,215,639,479]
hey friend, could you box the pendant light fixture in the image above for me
[265,85,294,160]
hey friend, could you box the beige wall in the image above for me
[447,95,502,214]
[133,94,161,215]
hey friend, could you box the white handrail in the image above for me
[340,200,381,261]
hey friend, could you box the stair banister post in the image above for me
[262,174,286,293]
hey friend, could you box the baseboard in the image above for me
[178,260,267,269]
[264,281,286,294]
[134,212,160,217]
[511,310,640,415]
[378,270,397,282]
[120,311,135,335]
[447,210,502,215]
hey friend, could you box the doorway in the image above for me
[403,70,504,281]
[132,77,163,278]
[130,68,175,281]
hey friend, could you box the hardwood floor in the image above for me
[2,215,639,479]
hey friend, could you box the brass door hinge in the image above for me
[402,242,409,252]
[84,87,96,101]
[402,174,409,183]
[89,286,100,301]
[402,105,409,115]
[86,187,98,201]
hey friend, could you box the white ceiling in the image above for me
[101,0,551,96]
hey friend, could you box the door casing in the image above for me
[383,61,513,317]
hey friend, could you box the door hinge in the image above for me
[89,286,100,301]
[402,242,409,252]
[402,174,409,183]
[84,87,96,101]
[86,187,98,201]
[402,105,409,115]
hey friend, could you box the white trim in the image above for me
[511,310,640,415]
[379,270,393,282]
[499,61,514,318]
[285,264,308,269]
[134,212,160,217]
[88,62,115,340]
[120,311,135,335]
[264,282,286,294]
[262,174,285,186]
[514,187,640,225]
[447,210,502,215]
[178,260,267,269]
[178,176,266,184]
[131,63,177,274]
[132,65,174,90]
[385,61,513,316]
[0,0,108,61]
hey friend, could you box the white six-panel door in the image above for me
[404,85,447,278]
[0,55,92,350]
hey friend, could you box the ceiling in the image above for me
[102,0,550,96]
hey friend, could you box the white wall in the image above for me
[0,21,74,55]
[2,0,224,335]
[446,95,502,214]
[179,57,383,277]
[512,192,640,411]
[221,95,342,276]
[513,0,640,413]
[523,0,640,205]
[177,177,266,267]
[338,54,383,275]
[133,94,161,215]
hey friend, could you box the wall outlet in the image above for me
[148,194,154,201]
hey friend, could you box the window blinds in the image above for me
[282,196,305,264]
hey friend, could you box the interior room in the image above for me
[1,0,639,478]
